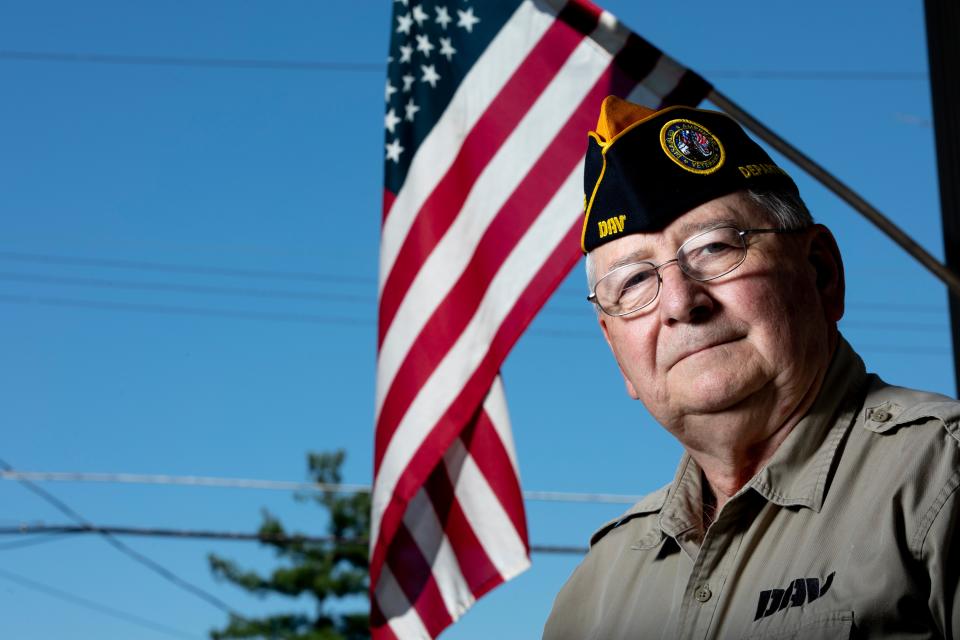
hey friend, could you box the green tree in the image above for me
[208,451,370,640]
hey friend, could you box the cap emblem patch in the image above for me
[660,119,725,174]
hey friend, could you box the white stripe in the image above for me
[582,10,631,56]
[403,488,475,619]
[374,565,432,639]
[375,18,625,418]
[629,54,687,104]
[482,375,520,476]
[379,0,553,292]
[444,439,529,578]
[372,165,582,546]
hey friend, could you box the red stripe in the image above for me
[376,14,598,347]
[383,523,453,638]
[555,0,603,36]
[370,599,400,640]
[423,449,501,597]
[462,410,529,549]
[371,219,582,591]
[375,63,617,473]
[382,188,397,224]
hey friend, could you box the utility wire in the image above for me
[0,470,644,505]
[0,293,950,353]
[1,270,949,329]
[0,567,200,640]
[0,50,383,72]
[0,293,372,326]
[0,50,927,82]
[0,531,71,551]
[0,250,372,284]
[0,458,244,619]
[0,271,369,303]
[0,524,588,556]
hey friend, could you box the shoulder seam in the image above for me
[912,467,960,559]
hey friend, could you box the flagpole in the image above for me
[708,89,960,298]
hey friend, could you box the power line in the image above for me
[0,50,927,82]
[0,567,200,640]
[0,50,383,72]
[0,271,369,304]
[705,69,927,81]
[0,524,588,556]
[4,271,948,331]
[0,293,373,326]
[0,470,644,505]
[0,250,373,284]
[0,458,244,619]
[0,531,70,551]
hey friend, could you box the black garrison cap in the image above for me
[581,96,799,253]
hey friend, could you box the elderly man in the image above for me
[543,96,960,639]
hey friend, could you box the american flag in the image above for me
[373,1,710,637]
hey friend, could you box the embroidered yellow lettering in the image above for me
[738,163,786,178]
[597,215,627,238]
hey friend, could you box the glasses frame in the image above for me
[587,226,803,317]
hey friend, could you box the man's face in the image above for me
[592,191,843,450]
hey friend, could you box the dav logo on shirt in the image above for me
[754,572,835,621]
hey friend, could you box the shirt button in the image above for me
[871,409,892,422]
[695,585,712,603]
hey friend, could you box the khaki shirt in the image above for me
[544,339,960,639]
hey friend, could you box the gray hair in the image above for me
[584,188,813,292]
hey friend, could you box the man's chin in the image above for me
[666,368,769,416]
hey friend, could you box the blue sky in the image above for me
[0,1,953,638]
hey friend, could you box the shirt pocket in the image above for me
[742,610,854,640]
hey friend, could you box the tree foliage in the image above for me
[208,451,370,640]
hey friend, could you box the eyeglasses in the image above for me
[587,225,802,317]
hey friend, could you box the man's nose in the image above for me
[658,262,714,325]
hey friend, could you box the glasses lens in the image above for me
[679,227,746,280]
[596,262,659,315]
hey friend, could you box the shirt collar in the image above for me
[748,337,866,511]
[658,337,867,541]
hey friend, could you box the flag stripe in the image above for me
[371,179,583,586]
[377,12,599,346]
[373,565,431,640]
[375,22,625,452]
[479,375,521,477]
[424,460,500,597]
[385,524,454,638]
[380,0,561,275]
[445,437,529,582]
[461,409,528,548]
[402,488,474,618]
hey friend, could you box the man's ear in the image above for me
[806,224,845,322]
[598,315,640,400]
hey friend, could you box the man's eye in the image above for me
[620,270,655,292]
[690,241,736,259]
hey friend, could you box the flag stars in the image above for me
[396,13,413,35]
[412,4,429,26]
[402,73,415,92]
[384,108,401,134]
[435,6,452,29]
[439,37,456,61]
[421,64,441,88]
[457,7,480,33]
[385,139,405,163]
[404,97,420,122]
[399,44,413,64]
[385,79,398,102]
[415,34,434,57]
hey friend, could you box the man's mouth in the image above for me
[668,336,742,369]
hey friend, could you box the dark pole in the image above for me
[924,0,960,398]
